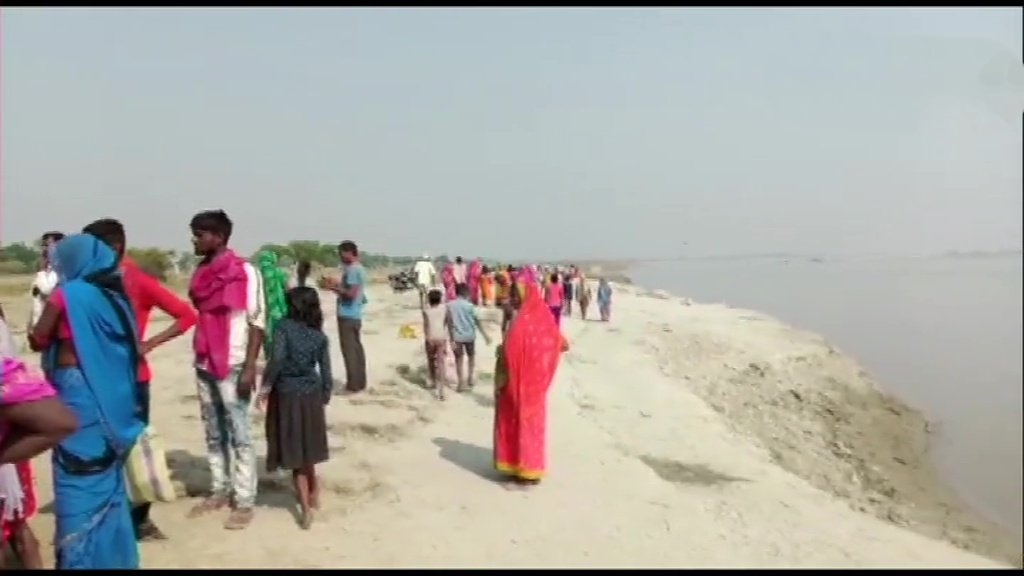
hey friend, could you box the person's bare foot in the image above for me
[187,495,229,519]
[13,526,43,569]
[224,507,254,530]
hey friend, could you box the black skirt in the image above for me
[265,390,330,472]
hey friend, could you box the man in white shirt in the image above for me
[185,210,266,531]
[412,253,437,307]
[27,231,65,333]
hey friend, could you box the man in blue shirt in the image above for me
[330,240,368,393]
[447,284,492,392]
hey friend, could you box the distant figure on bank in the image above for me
[447,284,492,392]
[289,260,313,289]
[480,266,495,307]
[412,253,437,307]
[83,217,198,542]
[420,288,452,401]
[516,265,538,297]
[27,231,64,334]
[597,278,613,322]
[327,241,368,394]
[452,256,468,292]
[440,261,456,302]
[577,273,593,320]
[259,287,333,530]
[493,283,568,488]
[467,258,483,305]
[493,266,509,333]
[561,270,574,317]
[186,210,266,531]
[544,273,564,327]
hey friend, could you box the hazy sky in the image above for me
[2,8,1022,260]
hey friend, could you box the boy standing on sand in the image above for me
[420,288,452,401]
[447,284,492,392]
[186,210,266,531]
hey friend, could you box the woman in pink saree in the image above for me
[514,265,537,302]
[441,263,456,301]
[467,259,483,305]
[493,284,567,487]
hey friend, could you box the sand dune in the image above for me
[8,282,1018,568]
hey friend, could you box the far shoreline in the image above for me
[609,261,1021,567]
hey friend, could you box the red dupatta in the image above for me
[494,284,567,480]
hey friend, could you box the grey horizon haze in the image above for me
[1,8,1022,260]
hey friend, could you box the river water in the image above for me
[631,254,1023,539]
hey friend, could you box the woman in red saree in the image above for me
[467,259,483,305]
[493,284,568,486]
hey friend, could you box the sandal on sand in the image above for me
[187,496,229,519]
[224,508,254,531]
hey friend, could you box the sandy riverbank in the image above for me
[1,278,1018,568]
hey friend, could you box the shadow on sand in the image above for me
[431,437,505,483]
[164,449,305,526]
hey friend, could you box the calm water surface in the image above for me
[632,255,1023,538]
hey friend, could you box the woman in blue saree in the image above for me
[29,234,143,569]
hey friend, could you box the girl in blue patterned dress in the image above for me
[258,287,333,530]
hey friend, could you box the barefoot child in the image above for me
[420,289,452,401]
[259,287,333,530]
[446,284,492,392]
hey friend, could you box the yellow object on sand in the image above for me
[125,425,177,505]
[399,324,418,339]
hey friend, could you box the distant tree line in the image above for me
[0,241,192,280]
[251,241,442,270]
[0,240,452,280]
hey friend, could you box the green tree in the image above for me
[127,247,175,280]
[0,242,40,269]
[176,251,199,275]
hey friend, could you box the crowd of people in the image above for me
[412,257,614,486]
[411,255,616,327]
[0,211,617,568]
